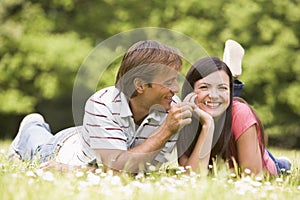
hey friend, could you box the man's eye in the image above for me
[165,81,173,86]
[164,78,176,86]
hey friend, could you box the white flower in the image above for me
[25,170,36,177]
[135,172,144,180]
[78,181,89,189]
[230,173,237,178]
[110,176,121,186]
[251,180,262,187]
[28,178,35,185]
[122,185,134,196]
[244,168,251,175]
[148,165,156,171]
[94,168,102,174]
[275,178,283,183]
[255,176,263,182]
[86,172,100,185]
[75,171,84,178]
[42,171,54,181]
[35,169,44,177]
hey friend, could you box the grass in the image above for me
[1,139,299,200]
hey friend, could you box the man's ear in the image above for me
[133,78,145,94]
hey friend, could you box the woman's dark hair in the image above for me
[181,56,234,161]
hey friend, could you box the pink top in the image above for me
[231,100,278,175]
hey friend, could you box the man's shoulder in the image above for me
[85,86,124,109]
[91,86,122,100]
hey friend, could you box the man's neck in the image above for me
[129,98,148,126]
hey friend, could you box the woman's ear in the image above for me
[133,78,145,94]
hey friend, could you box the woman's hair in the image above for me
[181,56,234,161]
[115,40,182,99]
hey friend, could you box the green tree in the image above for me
[1,0,299,148]
[0,0,92,136]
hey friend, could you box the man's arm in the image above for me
[39,160,97,173]
[94,103,194,173]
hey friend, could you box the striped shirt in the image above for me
[57,86,180,166]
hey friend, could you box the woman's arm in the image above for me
[178,120,214,174]
[236,125,263,174]
[178,93,215,174]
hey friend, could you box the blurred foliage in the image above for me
[0,0,299,148]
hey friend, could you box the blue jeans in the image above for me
[15,121,76,163]
[233,79,244,97]
[267,149,291,174]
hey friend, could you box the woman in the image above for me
[177,56,290,176]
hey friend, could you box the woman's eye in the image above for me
[219,86,228,91]
[197,85,208,90]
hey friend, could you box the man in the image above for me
[9,40,194,173]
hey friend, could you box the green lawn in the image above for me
[1,140,299,200]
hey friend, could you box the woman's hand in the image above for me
[179,93,215,174]
[183,93,213,124]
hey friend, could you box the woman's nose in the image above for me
[208,88,218,98]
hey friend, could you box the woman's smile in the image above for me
[194,70,230,118]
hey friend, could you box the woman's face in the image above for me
[193,70,230,118]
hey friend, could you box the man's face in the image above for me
[140,68,179,111]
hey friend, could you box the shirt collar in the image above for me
[115,89,133,118]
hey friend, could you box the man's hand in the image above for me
[164,102,194,134]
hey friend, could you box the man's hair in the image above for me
[115,40,182,99]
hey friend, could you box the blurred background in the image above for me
[0,0,299,149]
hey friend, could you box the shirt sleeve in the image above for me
[231,101,258,141]
[84,92,128,150]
